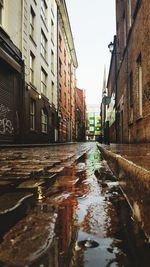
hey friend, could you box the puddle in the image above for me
[0,143,150,266]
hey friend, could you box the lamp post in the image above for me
[108,36,118,143]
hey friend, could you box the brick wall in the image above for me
[115,0,150,143]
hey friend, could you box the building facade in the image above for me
[0,0,78,144]
[86,104,101,141]
[0,0,24,143]
[107,0,150,143]
[75,88,86,141]
[57,0,78,142]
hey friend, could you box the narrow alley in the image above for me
[0,143,150,267]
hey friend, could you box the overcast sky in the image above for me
[65,0,116,105]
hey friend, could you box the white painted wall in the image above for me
[3,0,58,110]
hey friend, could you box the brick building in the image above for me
[57,0,78,142]
[107,0,150,143]
[75,88,86,141]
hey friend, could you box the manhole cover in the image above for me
[77,239,99,249]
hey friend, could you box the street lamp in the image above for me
[108,41,114,53]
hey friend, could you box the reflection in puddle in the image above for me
[37,186,44,201]
[0,145,150,267]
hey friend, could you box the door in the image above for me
[0,62,15,143]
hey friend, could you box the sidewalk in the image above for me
[97,143,150,242]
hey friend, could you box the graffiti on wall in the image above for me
[0,104,14,134]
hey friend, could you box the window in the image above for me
[51,50,54,74]
[127,0,132,30]
[59,58,62,76]
[51,19,54,43]
[64,70,66,86]
[0,0,3,25]
[41,68,47,96]
[129,72,134,123]
[89,119,94,124]
[64,92,66,108]
[41,30,47,59]
[59,83,62,101]
[137,54,142,117]
[30,7,35,39]
[123,13,127,47]
[89,126,94,132]
[64,49,66,64]
[30,99,35,130]
[129,72,133,107]
[30,52,35,85]
[51,0,54,15]
[41,109,48,133]
[41,0,47,23]
[59,33,62,51]
[51,81,54,104]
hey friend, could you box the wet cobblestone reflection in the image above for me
[0,143,150,266]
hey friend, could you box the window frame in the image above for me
[41,109,48,133]
[137,55,143,117]
[30,51,35,85]
[51,49,54,74]
[41,68,47,96]
[0,0,3,25]
[41,0,47,23]
[30,99,36,130]
[30,7,35,39]
[41,30,47,59]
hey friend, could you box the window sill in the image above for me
[136,115,143,121]
[29,83,37,91]
[40,53,49,66]
[51,70,55,76]
[41,93,49,101]
[40,15,48,32]
[128,121,133,126]
[51,38,54,46]
[30,35,37,47]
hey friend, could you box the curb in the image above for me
[97,144,150,242]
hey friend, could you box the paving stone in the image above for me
[0,192,33,215]
[17,180,45,189]
[47,166,65,173]
[0,210,57,266]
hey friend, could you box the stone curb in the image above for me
[97,144,150,241]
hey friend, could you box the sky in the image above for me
[65,0,116,105]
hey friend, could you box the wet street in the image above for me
[0,142,150,266]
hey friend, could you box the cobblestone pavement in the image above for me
[0,142,150,267]
[0,142,93,219]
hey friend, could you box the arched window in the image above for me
[41,109,48,133]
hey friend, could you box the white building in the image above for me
[1,0,58,143]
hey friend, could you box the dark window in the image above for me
[41,109,48,133]
[129,72,133,107]
[30,99,36,130]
